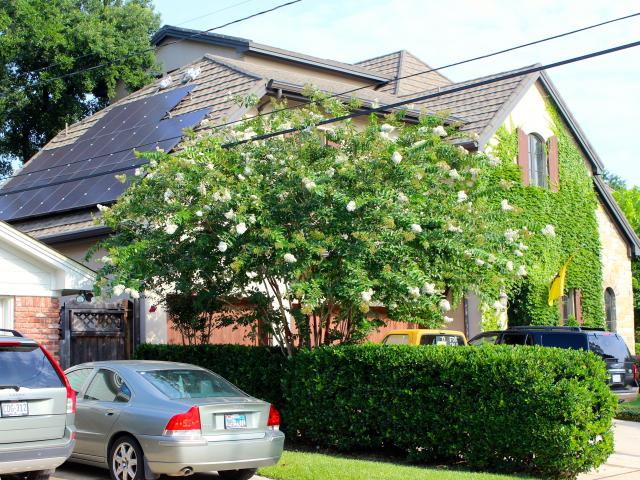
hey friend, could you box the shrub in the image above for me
[616,402,640,422]
[134,343,287,409]
[286,344,615,478]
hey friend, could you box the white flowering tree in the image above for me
[95,94,530,354]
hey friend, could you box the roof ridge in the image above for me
[202,54,265,81]
[354,50,403,66]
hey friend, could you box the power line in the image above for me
[2,38,639,197]
[4,10,638,183]
[175,0,257,27]
[212,10,640,130]
[0,0,302,95]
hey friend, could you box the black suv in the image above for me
[469,326,639,402]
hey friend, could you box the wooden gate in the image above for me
[59,301,132,368]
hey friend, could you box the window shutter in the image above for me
[516,128,529,186]
[575,290,583,325]
[548,135,559,191]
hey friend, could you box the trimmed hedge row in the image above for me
[135,343,616,478]
[616,402,640,422]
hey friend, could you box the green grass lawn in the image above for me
[258,450,531,480]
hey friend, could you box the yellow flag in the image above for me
[548,257,573,306]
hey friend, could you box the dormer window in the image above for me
[528,133,548,188]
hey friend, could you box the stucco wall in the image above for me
[596,204,635,353]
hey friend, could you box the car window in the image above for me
[420,334,464,346]
[588,333,630,362]
[383,334,409,345]
[140,369,246,399]
[84,369,131,402]
[540,333,587,350]
[469,333,499,346]
[66,368,93,394]
[0,343,63,389]
[501,333,533,345]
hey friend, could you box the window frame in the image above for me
[0,296,14,330]
[83,368,132,403]
[604,288,617,332]
[528,133,548,188]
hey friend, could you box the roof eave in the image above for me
[151,25,250,52]
[247,44,390,83]
[592,176,640,258]
[539,71,604,174]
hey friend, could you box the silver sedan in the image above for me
[64,360,284,480]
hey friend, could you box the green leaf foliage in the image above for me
[286,344,615,478]
[0,0,160,167]
[488,101,605,327]
[97,96,534,352]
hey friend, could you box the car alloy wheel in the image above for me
[110,436,144,480]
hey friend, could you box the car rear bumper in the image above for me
[139,429,285,475]
[614,388,639,403]
[0,427,75,474]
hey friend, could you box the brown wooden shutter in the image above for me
[548,135,559,192]
[575,290,583,325]
[516,128,529,186]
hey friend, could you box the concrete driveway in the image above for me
[52,420,640,480]
[579,420,640,479]
[52,462,268,480]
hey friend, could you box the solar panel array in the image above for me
[0,85,210,221]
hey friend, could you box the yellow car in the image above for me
[382,329,467,346]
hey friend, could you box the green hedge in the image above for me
[617,403,640,422]
[286,345,615,478]
[134,343,287,408]
[136,343,615,478]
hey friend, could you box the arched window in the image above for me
[528,133,548,188]
[604,288,616,332]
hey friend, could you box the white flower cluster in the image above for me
[346,200,357,212]
[457,191,468,203]
[391,151,403,164]
[302,178,316,191]
[432,125,447,137]
[541,224,556,237]
[112,284,139,299]
[501,199,514,211]
[284,253,297,263]
[361,289,374,302]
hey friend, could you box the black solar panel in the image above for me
[0,86,210,221]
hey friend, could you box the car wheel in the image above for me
[217,468,258,480]
[109,435,145,480]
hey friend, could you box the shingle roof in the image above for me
[412,65,538,142]
[355,50,452,96]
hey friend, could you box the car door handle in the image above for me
[105,410,115,416]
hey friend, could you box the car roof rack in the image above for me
[507,325,583,332]
[0,329,24,337]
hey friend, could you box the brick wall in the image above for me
[14,296,61,359]
[596,204,636,354]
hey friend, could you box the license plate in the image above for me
[1,401,28,417]
[612,374,622,384]
[224,414,247,429]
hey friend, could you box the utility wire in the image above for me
[2,38,639,197]
[1,0,302,91]
[3,11,638,182]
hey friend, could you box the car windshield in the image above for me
[588,334,630,362]
[139,369,247,399]
[469,334,499,346]
[0,344,63,389]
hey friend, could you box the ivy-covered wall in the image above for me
[488,100,605,327]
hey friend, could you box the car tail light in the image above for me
[267,404,280,430]
[39,345,76,414]
[633,363,638,383]
[164,406,201,436]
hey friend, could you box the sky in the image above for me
[153,0,640,187]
